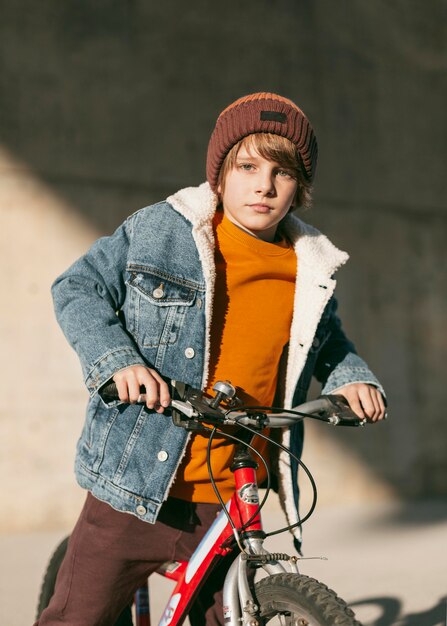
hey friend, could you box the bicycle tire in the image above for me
[35,536,133,626]
[253,573,362,626]
[36,536,69,618]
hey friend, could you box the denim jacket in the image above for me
[52,182,383,545]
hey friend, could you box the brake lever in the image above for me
[170,399,196,418]
[184,387,227,419]
[322,394,367,427]
[170,383,226,430]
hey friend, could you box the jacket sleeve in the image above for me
[313,298,385,397]
[51,214,147,397]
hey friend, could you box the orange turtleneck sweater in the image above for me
[169,212,297,502]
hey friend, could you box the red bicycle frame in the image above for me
[134,451,263,626]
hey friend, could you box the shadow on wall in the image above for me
[375,499,447,528]
[351,596,447,626]
[2,3,320,231]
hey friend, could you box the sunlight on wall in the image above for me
[0,146,101,532]
[300,422,397,512]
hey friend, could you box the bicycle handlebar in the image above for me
[99,380,365,536]
[100,380,366,428]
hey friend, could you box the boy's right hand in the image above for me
[112,365,171,413]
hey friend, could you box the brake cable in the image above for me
[202,413,318,544]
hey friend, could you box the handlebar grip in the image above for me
[99,381,120,402]
[99,381,146,403]
[323,394,366,426]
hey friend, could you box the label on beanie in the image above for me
[260,110,287,123]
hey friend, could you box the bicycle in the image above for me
[37,379,368,626]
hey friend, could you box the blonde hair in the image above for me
[217,133,313,210]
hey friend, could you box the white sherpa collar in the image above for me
[283,213,349,278]
[167,183,217,388]
[167,182,217,227]
[167,182,348,278]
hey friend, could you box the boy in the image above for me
[36,92,385,625]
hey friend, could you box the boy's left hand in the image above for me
[335,383,386,422]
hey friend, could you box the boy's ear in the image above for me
[217,183,222,194]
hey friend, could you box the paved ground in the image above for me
[1,498,446,626]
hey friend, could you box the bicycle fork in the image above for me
[223,445,300,626]
[222,535,300,626]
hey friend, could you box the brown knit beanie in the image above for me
[206,92,318,191]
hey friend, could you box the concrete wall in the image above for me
[1,1,446,531]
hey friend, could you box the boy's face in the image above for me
[218,144,298,242]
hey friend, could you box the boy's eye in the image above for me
[277,168,293,178]
[238,162,255,171]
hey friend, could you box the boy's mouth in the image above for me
[248,203,272,213]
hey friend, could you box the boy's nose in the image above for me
[255,172,275,195]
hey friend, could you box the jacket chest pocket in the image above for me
[126,269,199,348]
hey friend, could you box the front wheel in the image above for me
[253,573,362,626]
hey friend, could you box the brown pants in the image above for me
[35,493,232,626]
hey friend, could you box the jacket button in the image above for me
[312,337,320,349]
[157,450,169,462]
[136,504,147,516]
[152,284,164,299]
[196,297,203,309]
[184,347,195,359]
